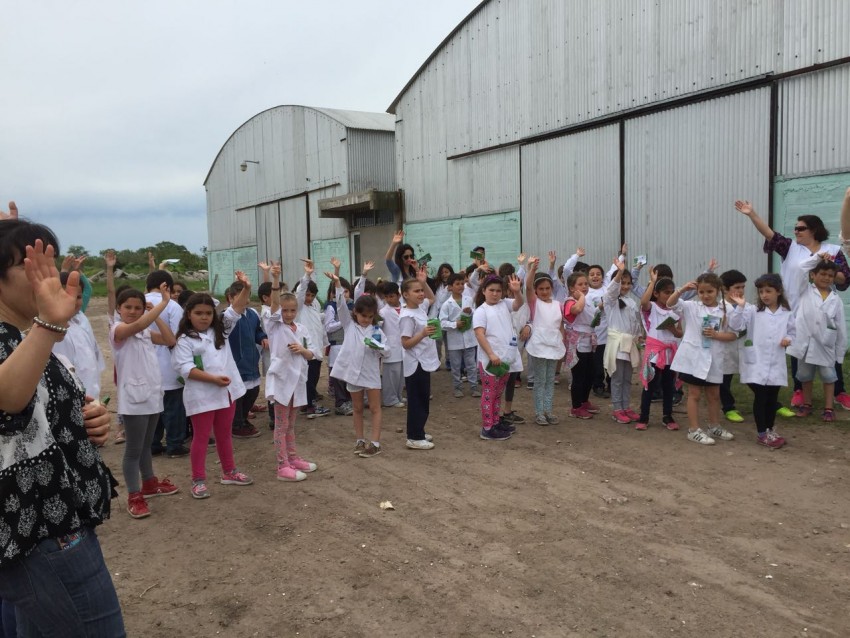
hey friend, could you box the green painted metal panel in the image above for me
[207,246,259,296]
[404,211,521,276]
[310,238,352,284]
[773,172,850,332]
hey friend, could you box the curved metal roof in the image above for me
[386,0,489,114]
[204,105,394,185]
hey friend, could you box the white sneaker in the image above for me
[687,428,716,445]
[424,433,434,442]
[406,439,435,450]
[707,424,734,441]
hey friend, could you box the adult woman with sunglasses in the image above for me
[735,199,850,409]
[0,202,124,636]
[385,229,420,285]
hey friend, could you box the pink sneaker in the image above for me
[835,393,850,410]
[790,389,804,408]
[220,469,253,486]
[276,466,307,482]
[624,408,641,421]
[581,401,600,414]
[570,407,593,419]
[634,421,648,431]
[289,456,317,472]
[611,410,631,424]
[663,417,680,431]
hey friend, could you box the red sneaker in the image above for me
[624,408,641,421]
[581,401,600,414]
[232,426,261,439]
[790,389,804,408]
[249,403,267,413]
[127,492,151,519]
[141,476,179,499]
[611,410,631,424]
[835,393,850,410]
[634,421,648,431]
[570,407,593,419]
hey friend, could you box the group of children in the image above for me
[52,219,849,518]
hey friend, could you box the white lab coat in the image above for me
[786,284,847,366]
[263,313,312,407]
[727,303,794,386]
[669,299,731,383]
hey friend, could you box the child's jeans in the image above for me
[528,355,556,415]
[449,347,479,390]
[610,360,633,411]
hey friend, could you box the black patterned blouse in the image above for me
[0,322,117,568]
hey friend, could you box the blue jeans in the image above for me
[152,388,187,453]
[0,528,125,637]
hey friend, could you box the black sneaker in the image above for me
[166,445,190,458]
[480,426,511,441]
[502,411,525,424]
[151,446,166,456]
[496,418,517,433]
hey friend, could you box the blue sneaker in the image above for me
[480,426,511,441]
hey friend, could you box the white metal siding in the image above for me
[624,88,771,285]
[308,187,348,241]
[347,130,396,192]
[520,125,620,260]
[255,202,280,263]
[393,0,850,224]
[279,197,310,284]
[777,63,850,177]
[446,146,520,218]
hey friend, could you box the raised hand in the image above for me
[25,240,79,326]
[234,270,251,287]
[258,261,271,273]
[681,280,698,292]
[330,256,341,270]
[301,258,314,276]
[547,250,557,265]
[527,256,540,270]
[517,252,526,264]
[726,288,746,306]
[60,254,76,273]
[620,243,628,256]
[648,266,658,282]
[614,257,625,272]
[1,201,19,221]
[392,229,404,244]
[323,271,340,283]
[72,255,87,271]
[507,274,521,293]
[734,200,754,216]
[147,251,156,268]
[576,247,586,258]
[416,264,428,282]
[270,261,282,280]
[159,281,170,298]
[105,250,117,269]
[362,260,375,274]
[708,258,718,272]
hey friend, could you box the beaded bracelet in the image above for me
[32,316,69,334]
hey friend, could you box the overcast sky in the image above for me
[1,1,481,255]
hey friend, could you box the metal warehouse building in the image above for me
[204,106,397,293]
[206,0,850,299]
[390,0,850,286]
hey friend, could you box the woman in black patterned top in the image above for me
[0,205,125,636]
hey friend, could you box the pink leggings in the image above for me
[274,401,300,468]
[190,403,236,481]
[479,364,509,429]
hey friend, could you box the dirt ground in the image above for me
[87,298,850,637]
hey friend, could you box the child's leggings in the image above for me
[639,365,675,422]
[528,355,557,415]
[405,364,430,440]
[190,404,237,481]
[747,383,780,434]
[610,360,633,411]
[570,351,594,408]
[121,413,158,493]
[274,401,300,467]
[480,365,509,429]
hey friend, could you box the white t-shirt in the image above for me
[145,292,184,391]
[400,300,440,376]
[473,300,519,373]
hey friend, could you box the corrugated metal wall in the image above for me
[393,0,850,226]
[520,125,620,260]
[777,63,850,178]
[278,197,310,284]
[347,130,396,192]
[624,88,771,285]
[206,106,397,252]
[308,187,348,241]
[446,147,520,219]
